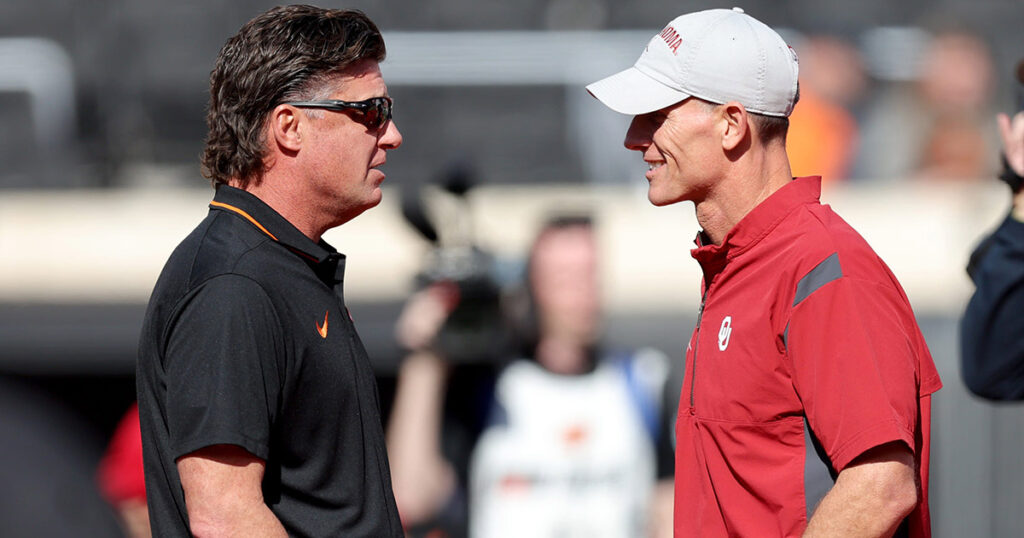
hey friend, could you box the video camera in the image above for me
[400,164,507,364]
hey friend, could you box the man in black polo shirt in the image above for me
[136,6,403,537]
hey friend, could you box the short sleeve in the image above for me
[163,274,283,461]
[786,276,919,472]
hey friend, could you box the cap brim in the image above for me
[586,66,691,115]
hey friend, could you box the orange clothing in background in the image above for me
[787,89,858,183]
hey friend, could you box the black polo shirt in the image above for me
[137,185,402,537]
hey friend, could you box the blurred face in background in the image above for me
[530,224,602,351]
[919,31,994,114]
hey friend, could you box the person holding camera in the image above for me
[387,216,675,538]
[960,107,1024,400]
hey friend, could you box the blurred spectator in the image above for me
[97,403,150,538]
[387,216,675,538]
[960,107,1024,400]
[0,377,123,537]
[786,35,867,183]
[854,29,999,181]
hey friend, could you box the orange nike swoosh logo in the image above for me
[316,311,329,339]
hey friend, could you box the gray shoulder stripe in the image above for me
[793,252,843,307]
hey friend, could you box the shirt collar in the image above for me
[691,176,822,271]
[210,186,346,280]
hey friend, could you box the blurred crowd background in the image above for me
[1,0,1023,536]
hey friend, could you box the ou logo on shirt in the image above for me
[718,316,733,351]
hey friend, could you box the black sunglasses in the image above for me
[284,96,393,129]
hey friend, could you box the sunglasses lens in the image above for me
[368,106,385,129]
[368,99,390,129]
[288,98,391,128]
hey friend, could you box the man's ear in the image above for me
[269,104,302,153]
[719,101,749,152]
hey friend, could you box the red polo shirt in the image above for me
[674,176,941,537]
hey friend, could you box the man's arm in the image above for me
[386,284,459,525]
[177,444,287,538]
[803,442,917,538]
[648,478,674,538]
[960,111,1024,400]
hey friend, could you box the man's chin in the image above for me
[356,192,383,214]
[648,191,674,207]
[369,187,383,206]
[359,190,384,215]
[331,192,383,228]
[648,186,691,207]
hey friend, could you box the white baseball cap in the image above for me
[586,7,799,117]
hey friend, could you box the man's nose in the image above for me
[623,116,650,152]
[380,120,402,150]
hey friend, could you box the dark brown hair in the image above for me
[748,111,791,144]
[748,84,801,144]
[201,5,386,188]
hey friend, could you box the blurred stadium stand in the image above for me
[1,0,1022,188]
[2,0,1024,535]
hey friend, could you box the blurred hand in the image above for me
[648,479,674,538]
[997,112,1024,220]
[394,282,461,352]
[117,499,153,538]
[997,112,1024,177]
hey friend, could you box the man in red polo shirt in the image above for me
[587,8,941,537]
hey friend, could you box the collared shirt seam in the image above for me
[726,201,814,261]
[212,187,330,262]
[160,272,285,377]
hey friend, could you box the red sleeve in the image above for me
[786,277,919,472]
[97,403,147,503]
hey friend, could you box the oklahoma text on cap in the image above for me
[586,7,799,117]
